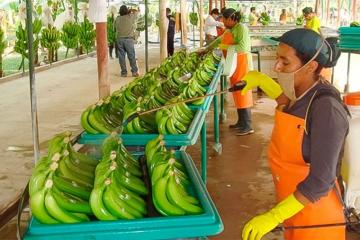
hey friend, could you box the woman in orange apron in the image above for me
[241,29,349,240]
[213,8,254,135]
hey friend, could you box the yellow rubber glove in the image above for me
[241,71,283,99]
[242,194,304,240]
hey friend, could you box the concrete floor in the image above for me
[0,45,358,240]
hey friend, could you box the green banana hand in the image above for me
[90,184,117,221]
[152,176,186,216]
[166,173,203,214]
[30,187,59,224]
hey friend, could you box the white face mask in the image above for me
[277,71,298,101]
[276,39,326,101]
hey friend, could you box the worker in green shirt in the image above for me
[302,7,321,33]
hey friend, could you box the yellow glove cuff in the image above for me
[218,44,229,50]
[270,194,305,223]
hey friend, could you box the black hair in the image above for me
[250,7,256,12]
[211,8,220,15]
[221,7,226,14]
[119,5,128,16]
[222,8,241,22]
[166,8,171,14]
[302,7,313,15]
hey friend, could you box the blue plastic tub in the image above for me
[24,151,223,240]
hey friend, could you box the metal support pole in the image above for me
[220,75,227,122]
[345,52,351,93]
[145,0,149,72]
[201,120,207,184]
[214,95,219,144]
[26,0,40,163]
[213,94,222,154]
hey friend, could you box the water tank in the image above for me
[342,92,360,213]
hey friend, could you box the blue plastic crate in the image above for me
[78,109,206,146]
[24,151,223,240]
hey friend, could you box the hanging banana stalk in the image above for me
[79,17,96,54]
[41,26,61,63]
[0,27,6,77]
[61,22,80,58]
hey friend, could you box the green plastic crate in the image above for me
[78,109,206,146]
[24,151,223,240]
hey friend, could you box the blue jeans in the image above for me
[116,38,138,75]
[238,108,252,131]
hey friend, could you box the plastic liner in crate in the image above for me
[78,109,206,146]
[187,64,223,112]
[24,151,223,240]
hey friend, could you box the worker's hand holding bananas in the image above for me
[242,194,304,240]
[241,71,283,99]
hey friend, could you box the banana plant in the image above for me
[33,19,42,65]
[41,26,61,63]
[0,27,6,78]
[13,19,41,70]
[61,21,80,58]
[79,17,96,54]
[107,15,116,45]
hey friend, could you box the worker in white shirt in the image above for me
[205,8,224,45]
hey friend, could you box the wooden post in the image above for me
[215,0,218,9]
[314,0,320,14]
[352,0,357,21]
[220,0,225,9]
[159,0,167,60]
[95,23,109,99]
[337,0,341,26]
[199,0,204,47]
[88,0,110,99]
[180,0,188,46]
[326,0,330,25]
[209,0,213,14]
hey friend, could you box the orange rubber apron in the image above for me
[221,31,253,109]
[268,108,345,240]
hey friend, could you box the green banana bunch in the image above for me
[180,78,207,105]
[41,26,61,63]
[14,20,41,69]
[29,132,97,224]
[61,22,80,58]
[81,100,122,134]
[155,98,194,135]
[80,49,221,136]
[79,17,96,54]
[90,134,148,220]
[0,27,6,77]
[145,137,203,216]
[107,15,116,44]
[41,26,61,50]
[189,12,199,26]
